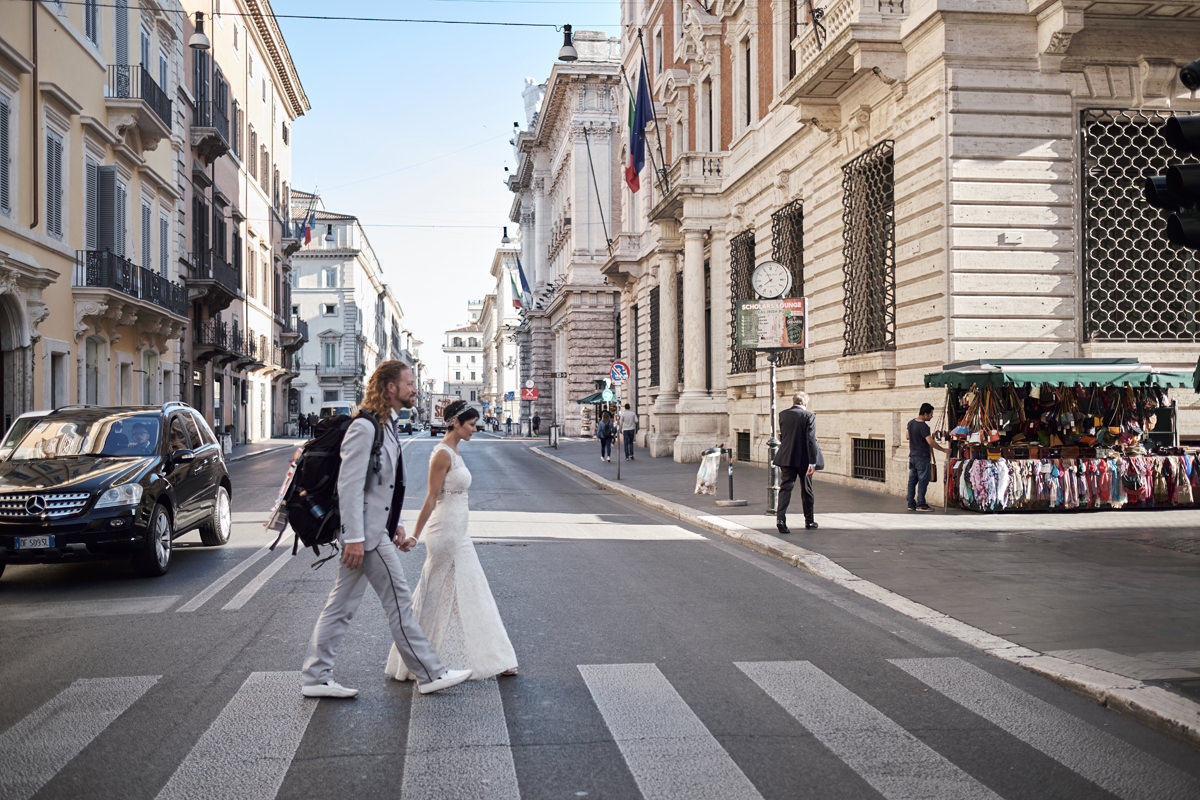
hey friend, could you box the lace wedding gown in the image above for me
[386,443,518,681]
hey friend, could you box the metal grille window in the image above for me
[771,199,805,367]
[1082,108,1200,341]
[649,286,660,387]
[729,229,756,374]
[851,437,885,482]
[736,431,750,462]
[842,141,896,356]
[676,270,684,384]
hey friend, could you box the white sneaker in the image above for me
[418,668,471,695]
[301,680,359,698]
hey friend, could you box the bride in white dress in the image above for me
[386,400,518,681]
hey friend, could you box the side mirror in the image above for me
[170,448,196,464]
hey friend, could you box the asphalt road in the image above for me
[1,434,1198,800]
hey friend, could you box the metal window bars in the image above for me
[771,199,806,367]
[841,140,896,357]
[649,285,661,387]
[729,228,756,374]
[1081,108,1200,341]
[851,437,886,482]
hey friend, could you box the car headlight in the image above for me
[95,483,143,509]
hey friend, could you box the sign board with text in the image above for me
[520,387,538,401]
[736,297,808,350]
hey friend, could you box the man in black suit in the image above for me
[773,391,823,533]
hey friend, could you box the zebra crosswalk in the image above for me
[2,658,1197,800]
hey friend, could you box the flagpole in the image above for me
[636,29,670,193]
[620,65,667,198]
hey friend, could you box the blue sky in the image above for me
[276,1,621,380]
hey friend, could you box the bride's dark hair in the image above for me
[443,400,480,427]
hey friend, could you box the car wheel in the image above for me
[199,486,231,546]
[134,503,173,577]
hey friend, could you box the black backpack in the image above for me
[271,411,384,565]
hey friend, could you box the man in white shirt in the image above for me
[619,403,638,460]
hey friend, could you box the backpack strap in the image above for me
[354,409,386,487]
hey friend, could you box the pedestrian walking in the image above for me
[596,411,615,462]
[619,403,638,460]
[907,402,949,511]
[532,413,541,436]
[300,360,471,698]
[773,391,823,534]
[505,416,513,435]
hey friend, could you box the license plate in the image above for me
[15,535,54,550]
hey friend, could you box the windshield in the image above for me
[2,415,45,450]
[10,414,161,460]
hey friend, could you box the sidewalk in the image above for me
[535,438,1200,748]
[225,437,301,463]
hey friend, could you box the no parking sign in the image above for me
[610,360,630,384]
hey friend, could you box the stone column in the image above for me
[533,176,549,288]
[649,252,680,457]
[680,227,706,401]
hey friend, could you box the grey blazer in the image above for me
[337,415,403,550]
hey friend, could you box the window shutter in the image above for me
[141,201,151,269]
[115,182,127,257]
[97,165,116,251]
[115,0,129,65]
[0,96,10,215]
[159,214,169,276]
[85,159,99,249]
[46,133,63,238]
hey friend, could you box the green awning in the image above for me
[578,391,607,403]
[924,358,1194,390]
[1194,357,1200,393]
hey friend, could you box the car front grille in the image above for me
[0,492,92,519]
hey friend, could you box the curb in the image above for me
[226,443,299,463]
[533,447,1200,750]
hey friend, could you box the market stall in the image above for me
[924,359,1198,512]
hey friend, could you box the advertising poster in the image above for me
[736,297,808,349]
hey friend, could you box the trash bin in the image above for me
[549,424,559,448]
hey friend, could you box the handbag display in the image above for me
[929,459,938,483]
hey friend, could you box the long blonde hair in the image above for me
[361,360,410,420]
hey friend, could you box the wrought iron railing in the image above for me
[729,229,756,374]
[841,140,895,356]
[1082,108,1200,341]
[107,64,172,127]
[771,199,805,367]
[852,437,886,482]
[195,319,229,350]
[195,99,230,143]
[74,250,187,316]
[190,248,241,295]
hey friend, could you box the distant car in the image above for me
[0,410,51,460]
[0,403,232,580]
[396,408,415,435]
[319,402,355,419]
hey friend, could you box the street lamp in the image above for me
[188,12,210,51]
[558,25,578,62]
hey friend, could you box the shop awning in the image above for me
[1194,357,1200,393]
[924,358,1194,390]
[578,391,607,403]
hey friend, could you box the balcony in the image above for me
[105,65,172,151]
[281,315,308,351]
[191,100,230,165]
[194,319,231,362]
[781,0,908,116]
[187,250,241,312]
[648,153,725,222]
[73,250,187,326]
[316,362,365,379]
[601,231,649,285]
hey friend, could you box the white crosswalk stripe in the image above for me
[0,675,160,800]
[175,545,275,612]
[401,678,520,800]
[579,663,764,800]
[156,671,316,800]
[222,550,292,611]
[738,660,1001,800]
[892,657,1200,800]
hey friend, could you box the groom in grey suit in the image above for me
[301,361,470,698]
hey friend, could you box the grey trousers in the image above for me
[302,543,444,685]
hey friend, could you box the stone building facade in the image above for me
[508,31,624,437]
[0,0,189,427]
[604,0,1200,500]
[444,300,485,403]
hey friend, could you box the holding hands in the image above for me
[392,524,419,552]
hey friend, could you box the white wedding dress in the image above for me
[386,443,518,681]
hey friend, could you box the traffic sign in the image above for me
[525,379,534,389]
[542,371,567,378]
[601,389,614,401]
[610,360,630,384]
[520,387,538,401]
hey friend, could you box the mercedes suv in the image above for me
[0,403,232,579]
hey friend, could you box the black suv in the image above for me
[0,403,232,579]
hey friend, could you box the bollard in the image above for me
[712,443,748,507]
